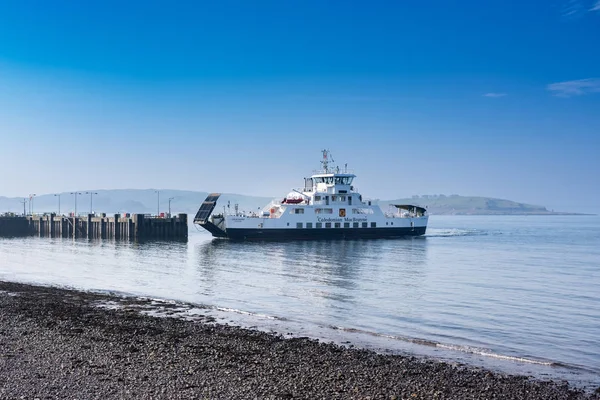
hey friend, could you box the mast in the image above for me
[321,149,334,173]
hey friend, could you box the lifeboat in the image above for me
[282,192,305,204]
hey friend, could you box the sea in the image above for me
[1,215,599,389]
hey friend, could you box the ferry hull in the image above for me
[223,226,427,241]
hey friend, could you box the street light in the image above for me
[19,199,26,216]
[85,192,98,215]
[155,190,160,216]
[54,194,61,215]
[29,194,36,215]
[70,192,82,216]
[168,197,175,216]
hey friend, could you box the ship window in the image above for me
[325,222,332,228]
[296,223,303,228]
[315,208,322,214]
[287,223,289,226]
[371,222,376,228]
[306,222,313,228]
[391,222,393,226]
[334,222,341,228]
[323,209,333,214]
[315,196,321,201]
[316,222,322,228]
[332,195,337,201]
[293,209,304,214]
[344,222,350,228]
[340,196,345,201]
[362,222,368,228]
[386,222,388,225]
[353,222,359,228]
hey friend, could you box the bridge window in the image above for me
[334,176,354,185]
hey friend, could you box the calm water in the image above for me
[1,216,599,388]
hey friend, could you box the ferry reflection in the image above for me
[194,237,428,314]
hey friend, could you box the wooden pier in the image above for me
[0,214,188,240]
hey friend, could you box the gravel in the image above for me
[1,280,598,400]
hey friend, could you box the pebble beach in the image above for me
[1,280,598,400]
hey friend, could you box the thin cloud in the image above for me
[483,93,507,98]
[561,0,584,17]
[591,0,600,11]
[547,78,600,97]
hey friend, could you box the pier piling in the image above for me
[0,214,188,241]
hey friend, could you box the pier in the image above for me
[0,214,188,240]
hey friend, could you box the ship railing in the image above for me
[385,212,415,218]
[311,168,355,175]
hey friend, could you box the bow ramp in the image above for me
[194,193,227,237]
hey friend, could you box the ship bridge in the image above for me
[310,173,356,195]
[306,150,357,196]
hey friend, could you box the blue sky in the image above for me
[0,0,599,212]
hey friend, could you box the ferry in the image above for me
[194,151,428,240]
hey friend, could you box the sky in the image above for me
[0,0,599,213]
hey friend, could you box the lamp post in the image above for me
[155,190,160,216]
[70,192,81,216]
[86,192,98,214]
[28,194,36,215]
[168,197,175,216]
[54,194,61,215]
[19,199,26,216]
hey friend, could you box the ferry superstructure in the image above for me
[194,151,428,240]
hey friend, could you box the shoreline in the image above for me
[1,280,598,399]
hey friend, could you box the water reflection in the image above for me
[190,237,430,325]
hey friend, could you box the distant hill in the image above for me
[0,190,585,216]
[380,195,581,215]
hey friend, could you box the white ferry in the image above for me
[194,151,428,240]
